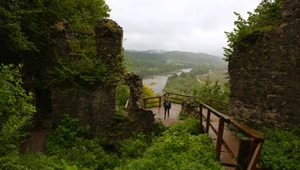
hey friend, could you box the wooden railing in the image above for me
[199,103,264,170]
[143,92,229,115]
[143,92,264,170]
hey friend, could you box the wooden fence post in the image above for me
[209,99,212,107]
[216,117,225,159]
[143,98,147,109]
[199,104,203,132]
[236,137,251,170]
[206,110,211,133]
[159,97,161,107]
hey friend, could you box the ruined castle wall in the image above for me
[229,0,300,129]
[50,19,124,139]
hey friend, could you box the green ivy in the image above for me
[1,0,111,86]
[224,0,280,61]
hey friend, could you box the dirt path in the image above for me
[21,128,48,154]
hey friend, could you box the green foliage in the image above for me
[190,67,210,76]
[164,67,229,102]
[143,83,156,97]
[0,0,109,53]
[192,78,229,102]
[164,72,199,94]
[0,64,35,159]
[0,0,110,85]
[17,153,78,170]
[48,56,107,86]
[46,114,89,155]
[0,111,222,169]
[116,117,223,170]
[116,85,130,107]
[143,83,160,107]
[224,0,280,60]
[115,84,156,108]
[166,117,201,136]
[0,153,79,170]
[117,134,151,160]
[125,50,225,77]
[46,114,118,169]
[261,127,300,170]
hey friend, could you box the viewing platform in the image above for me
[144,92,264,170]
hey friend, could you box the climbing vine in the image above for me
[0,0,111,86]
[224,0,280,61]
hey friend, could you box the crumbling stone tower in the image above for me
[229,0,300,129]
[50,19,125,138]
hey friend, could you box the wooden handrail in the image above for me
[200,103,230,120]
[230,120,264,141]
[199,102,264,169]
[142,91,264,169]
[143,96,161,100]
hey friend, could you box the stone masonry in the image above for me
[49,19,155,142]
[229,0,300,129]
[124,72,144,109]
[50,19,124,139]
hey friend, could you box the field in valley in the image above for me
[197,70,228,84]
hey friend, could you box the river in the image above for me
[143,68,192,94]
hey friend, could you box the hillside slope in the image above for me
[125,50,226,66]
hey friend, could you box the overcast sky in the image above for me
[105,0,262,57]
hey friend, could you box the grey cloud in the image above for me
[106,0,262,57]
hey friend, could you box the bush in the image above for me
[115,118,222,170]
[17,153,78,170]
[167,117,201,136]
[261,128,300,170]
[0,64,35,165]
[224,0,280,59]
[46,114,118,169]
[117,134,150,161]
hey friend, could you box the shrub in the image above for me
[117,134,150,160]
[261,128,300,170]
[115,118,222,170]
[46,114,118,169]
[224,0,280,60]
[167,117,201,136]
[0,64,35,166]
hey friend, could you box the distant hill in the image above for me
[125,50,226,66]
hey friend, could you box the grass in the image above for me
[149,82,157,86]
[197,70,228,84]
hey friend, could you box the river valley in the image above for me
[143,68,192,94]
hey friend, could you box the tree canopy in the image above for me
[0,0,110,85]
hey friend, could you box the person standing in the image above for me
[163,96,171,119]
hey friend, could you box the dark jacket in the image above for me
[163,99,171,109]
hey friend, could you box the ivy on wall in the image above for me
[224,0,280,61]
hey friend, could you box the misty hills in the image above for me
[125,50,226,66]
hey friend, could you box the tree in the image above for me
[0,0,110,84]
[116,85,130,107]
[192,77,229,102]
[0,64,36,160]
[143,84,155,97]
[224,0,280,60]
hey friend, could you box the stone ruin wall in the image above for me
[229,0,300,129]
[17,19,155,143]
[50,20,123,139]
